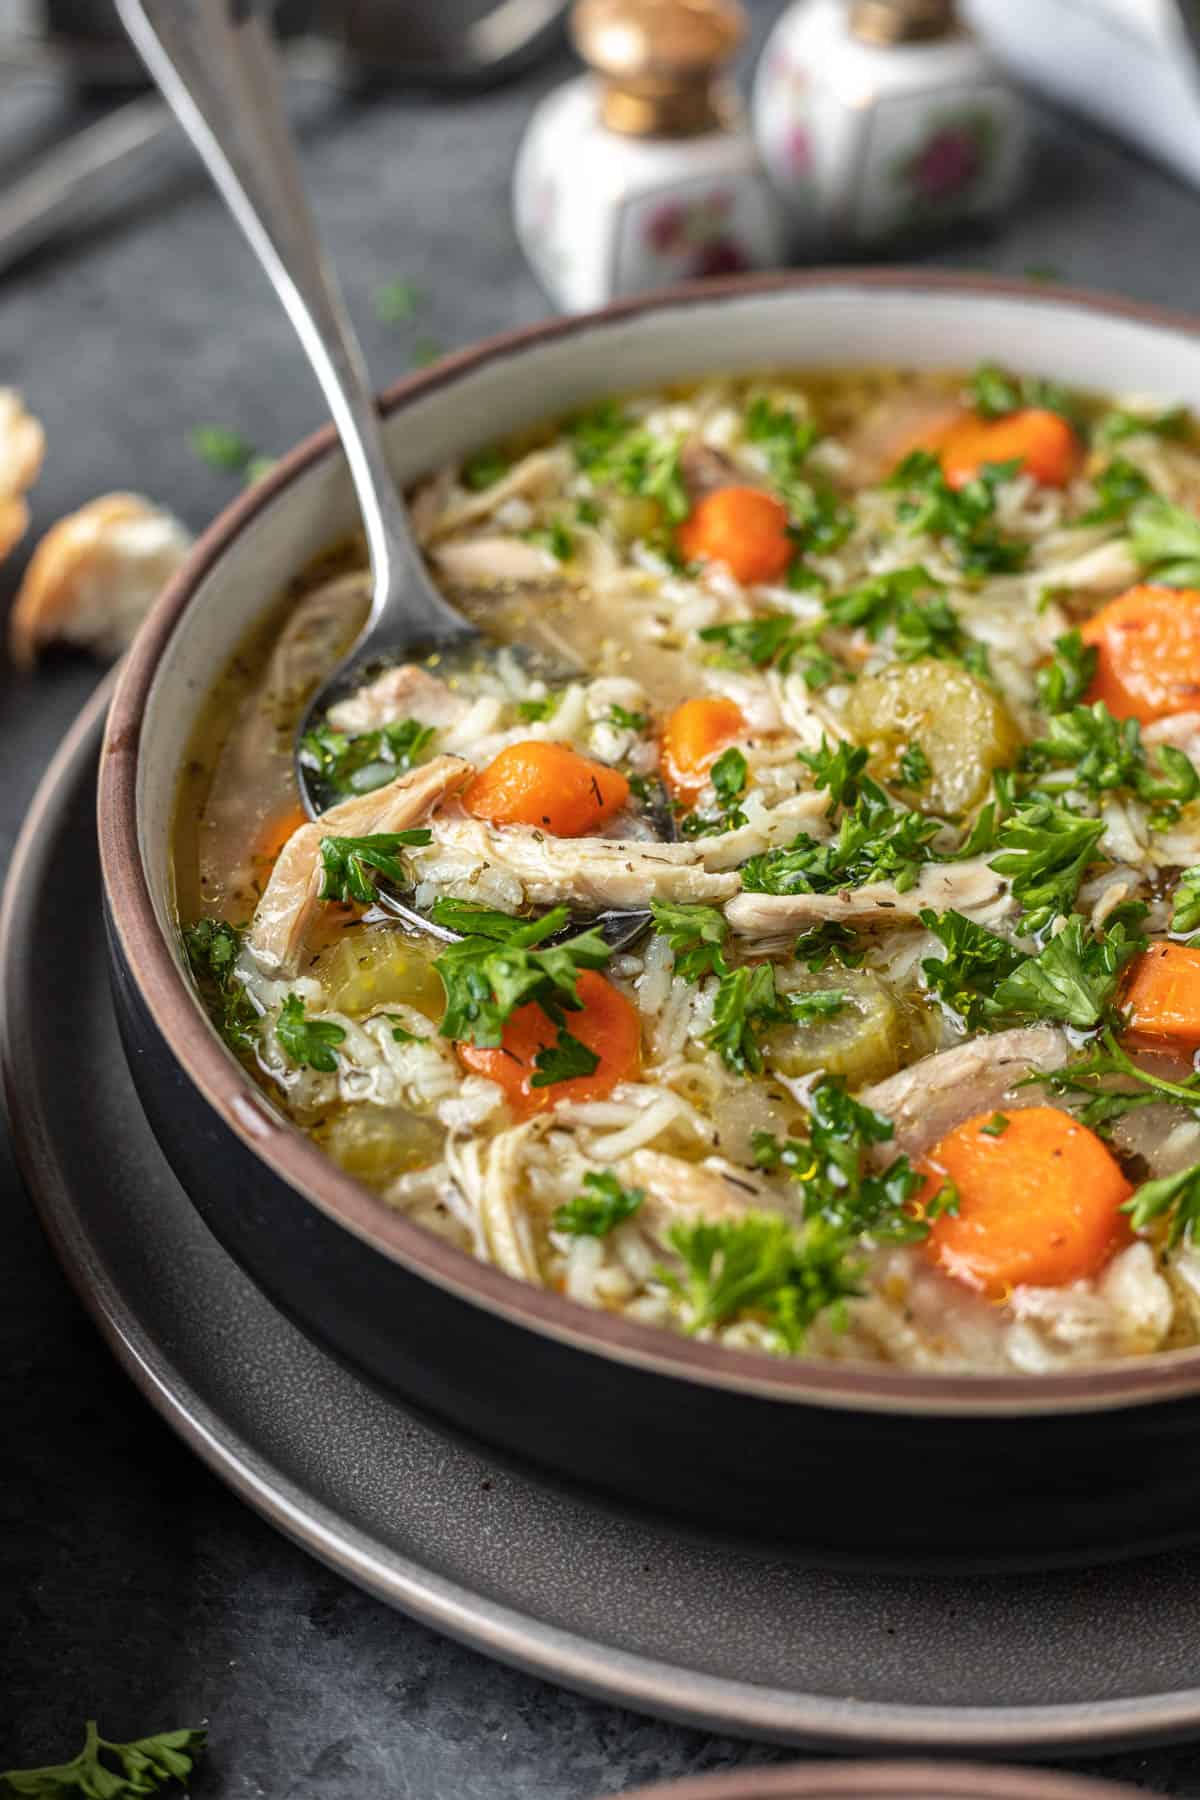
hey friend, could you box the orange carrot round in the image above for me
[1081,584,1200,724]
[660,695,747,802]
[919,1106,1132,1299]
[676,485,794,585]
[907,407,1081,490]
[456,971,641,1119]
[1122,941,1200,1051]
[463,741,629,837]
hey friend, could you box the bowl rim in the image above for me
[605,1760,1146,1800]
[98,265,1200,1418]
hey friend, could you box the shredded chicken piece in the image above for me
[9,492,190,668]
[724,858,1004,938]
[416,815,740,910]
[0,388,43,569]
[327,663,473,734]
[430,535,563,587]
[859,1026,1070,1160]
[618,1149,771,1237]
[420,447,573,544]
[1039,537,1140,594]
[247,756,473,975]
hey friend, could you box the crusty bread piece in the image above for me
[9,492,192,669]
[0,388,45,567]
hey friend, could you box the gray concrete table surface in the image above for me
[5,17,1200,1795]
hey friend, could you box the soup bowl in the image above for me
[99,270,1200,1568]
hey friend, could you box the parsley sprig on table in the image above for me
[0,1720,207,1798]
[553,1171,645,1237]
[299,718,435,798]
[429,900,611,1048]
[318,830,434,906]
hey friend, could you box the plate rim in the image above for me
[6,681,1200,1755]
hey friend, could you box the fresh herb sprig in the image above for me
[663,1212,862,1351]
[987,799,1106,932]
[183,917,258,1053]
[554,1170,645,1237]
[1036,630,1097,715]
[888,450,1028,575]
[1130,494,1200,586]
[921,907,1146,1033]
[0,1721,206,1799]
[679,745,748,839]
[1124,1161,1200,1248]
[1035,1026,1200,1133]
[318,830,433,905]
[1022,702,1200,826]
[299,718,436,799]
[967,362,1082,425]
[1174,866,1200,935]
[276,993,346,1071]
[429,900,611,1048]
[740,777,942,898]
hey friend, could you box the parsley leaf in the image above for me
[183,917,258,1052]
[582,423,689,523]
[526,519,574,561]
[1080,456,1151,525]
[530,1027,600,1087]
[1130,494,1200,585]
[516,694,558,723]
[988,799,1106,931]
[299,717,436,797]
[430,903,612,1047]
[1123,1161,1200,1248]
[1174,866,1200,935]
[980,1111,1009,1136]
[699,614,805,670]
[744,396,854,556]
[920,908,1026,1030]
[1023,701,1200,824]
[752,1077,929,1245]
[1095,404,1189,448]
[706,962,779,1075]
[606,702,649,731]
[680,745,748,839]
[663,1212,862,1351]
[782,988,846,1024]
[567,401,635,468]
[1036,1026,1200,1133]
[921,907,1145,1032]
[793,921,866,970]
[741,782,941,897]
[888,451,1028,574]
[1036,629,1098,715]
[649,898,730,981]
[318,829,433,905]
[461,446,510,490]
[967,363,1082,424]
[823,565,969,664]
[0,1720,206,1799]
[797,738,870,813]
[554,1170,645,1237]
[899,740,932,789]
[276,993,346,1072]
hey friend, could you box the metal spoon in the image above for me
[117,0,664,951]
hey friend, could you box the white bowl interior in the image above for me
[136,279,1200,945]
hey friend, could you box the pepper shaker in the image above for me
[513,0,786,313]
[753,0,1028,252]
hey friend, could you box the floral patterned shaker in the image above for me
[753,0,1028,252]
[513,0,786,313]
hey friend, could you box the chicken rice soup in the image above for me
[175,367,1200,1373]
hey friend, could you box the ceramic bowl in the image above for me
[603,1765,1145,1800]
[99,270,1200,1567]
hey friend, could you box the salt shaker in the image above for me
[513,0,786,314]
[753,0,1028,252]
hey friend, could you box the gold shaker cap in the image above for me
[850,0,957,44]
[571,0,745,137]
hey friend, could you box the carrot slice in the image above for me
[463,741,629,837]
[919,1106,1132,1299]
[1122,942,1200,1051]
[676,485,793,585]
[1080,584,1200,724]
[660,696,747,803]
[456,971,641,1120]
[906,407,1081,490]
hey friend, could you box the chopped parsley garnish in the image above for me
[429,901,611,1048]
[798,738,870,813]
[461,446,510,490]
[987,799,1107,931]
[899,740,932,789]
[1095,404,1189,448]
[783,988,847,1023]
[530,1027,600,1088]
[1022,701,1200,825]
[516,694,559,723]
[980,1112,1009,1136]
[741,779,941,898]
[1123,1161,1200,1248]
[793,920,866,971]
[317,829,434,905]
[888,450,1028,574]
[554,1170,645,1237]
[1079,456,1151,525]
[966,362,1082,425]
[920,906,1145,1032]
[699,614,805,670]
[276,993,346,1072]
[1036,629,1097,715]
[823,565,967,663]
[743,395,854,557]
[299,717,436,797]
[526,518,574,561]
[567,401,634,467]
[680,745,748,838]
[662,1212,862,1351]
[648,898,731,981]
[1174,866,1200,935]
[1036,1026,1200,1133]
[1130,494,1200,586]
[573,412,689,524]
[183,917,258,1053]
[0,1720,207,1799]
[705,961,779,1076]
[606,702,649,731]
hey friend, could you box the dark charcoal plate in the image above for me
[606,1767,1145,1800]
[8,684,1200,1753]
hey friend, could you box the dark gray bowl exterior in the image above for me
[107,911,1200,1568]
[99,273,1200,1571]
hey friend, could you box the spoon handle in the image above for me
[116,0,467,646]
